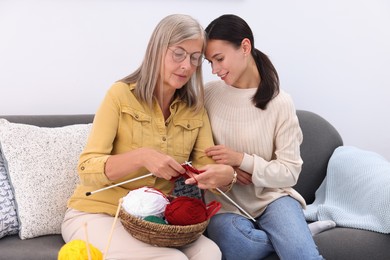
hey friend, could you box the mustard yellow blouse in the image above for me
[67,82,214,215]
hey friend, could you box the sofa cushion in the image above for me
[0,148,19,238]
[0,234,64,260]
[314,227,390,260]
[0,119,91,239]
[264,227,390,260]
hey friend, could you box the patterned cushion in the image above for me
[0,119,91,239]
[0,147,19,238]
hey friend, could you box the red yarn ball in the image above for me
[165,197,208,225]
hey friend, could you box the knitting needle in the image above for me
[85,173,154,196]
[216,187,256,222]
[103,198,123,260]
[83,222,92,260]
[183,161,257,222]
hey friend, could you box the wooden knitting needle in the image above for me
[85,173,154,196]
[103,198,123,260]
[216,187,256,222]
[83,222,92,260]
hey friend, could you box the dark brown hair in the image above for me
[206,14,279,110]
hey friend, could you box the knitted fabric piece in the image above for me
[173,176,202,199]
[304,146,390,233]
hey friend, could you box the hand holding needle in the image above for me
[182,161,256,222]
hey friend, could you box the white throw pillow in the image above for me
[0,119,91,239]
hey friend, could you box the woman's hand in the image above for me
[105,147,185,181]
[236,168,253,185]
[205,145,244,167]
[141,148,185,180]
[184,164,234,189]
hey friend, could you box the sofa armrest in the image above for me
[294,110,343,204]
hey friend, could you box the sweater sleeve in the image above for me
[251,94,303,188]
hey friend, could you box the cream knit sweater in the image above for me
[204,80,306,218]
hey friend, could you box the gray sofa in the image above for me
[0,111,389,260]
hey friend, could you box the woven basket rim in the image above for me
[118,206,208,247]
[119,206,209,230]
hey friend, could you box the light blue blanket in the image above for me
[304,146,390,234]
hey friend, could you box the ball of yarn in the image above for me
[165,196,208,225]
[122,186,169,219]
[58,239,103,260]
[144,215,167,224]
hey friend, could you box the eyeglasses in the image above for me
[168,48,204,67]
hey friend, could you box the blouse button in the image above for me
[187,124,190,128]
[162,137,166,141]
[135,114,139,119]
[80,166,85,171]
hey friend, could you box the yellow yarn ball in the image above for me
[58,239,103,260]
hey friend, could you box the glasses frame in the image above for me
[168,47,204,67]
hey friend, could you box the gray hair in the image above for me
[121,14,206,112]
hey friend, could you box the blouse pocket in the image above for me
[120,107,152,148]
[172,119,203,157]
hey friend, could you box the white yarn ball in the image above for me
[122,186,169,218]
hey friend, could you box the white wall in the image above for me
[1,0,389,160]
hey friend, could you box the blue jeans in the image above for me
[207,196,323,260]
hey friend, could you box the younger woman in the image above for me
[186,14,325,259]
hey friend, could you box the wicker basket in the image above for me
[119,206,209,247]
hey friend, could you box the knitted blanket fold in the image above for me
[304,146,390,234]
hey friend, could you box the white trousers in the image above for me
[61,208,221,260]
